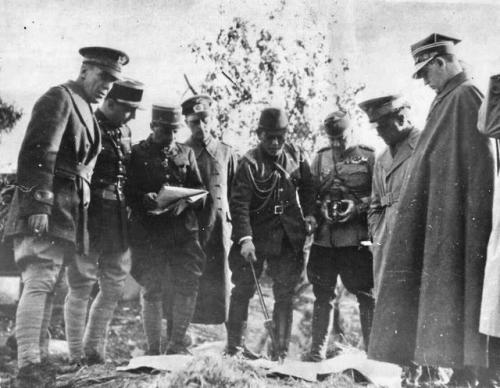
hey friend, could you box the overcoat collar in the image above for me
[427,72,468,119]
[381,127,419,180]
[186,136,218,160]
[63,80,98,143]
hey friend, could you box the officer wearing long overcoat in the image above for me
[64,80,144,364]
[227,107,316,361]
[182,95,238,324]
[126,105,206,355]
[359,95,419,298]
[4,46,127,386]
[305,111,375,362]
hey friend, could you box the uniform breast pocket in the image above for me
[341,164,370,188]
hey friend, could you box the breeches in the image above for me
[307,245,373,302]
[229,237,303,308]
[137,238,206,302]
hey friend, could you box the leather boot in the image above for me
[303,299,332,362]
[165,292,197,355]
[358,293,375,350]
[141,298,162,355]
[271,301,293,361]
[225,296,259,359]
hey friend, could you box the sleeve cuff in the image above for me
[238,236,252,244]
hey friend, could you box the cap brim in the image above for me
[114,98,144,110]
[99,66,122,81]
[412,57,434,79]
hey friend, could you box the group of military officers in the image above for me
[6,31,500,388]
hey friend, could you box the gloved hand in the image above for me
[143,192,158,210]
[240,239,257,263]
[304,215,318,235]
[28,214,49,236]
[337,199,358,223]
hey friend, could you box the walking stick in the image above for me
[248,259,279,358]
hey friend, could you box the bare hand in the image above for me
[143,192,158,210]
[240,239,257,263]
[304,215,318,235]
[320,200,333,223]
[28,214,49,236]
[337,199,357,223]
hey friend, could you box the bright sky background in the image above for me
[1,0,500,171]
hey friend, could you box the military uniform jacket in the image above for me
[184,136,238,324]
[126,137,204,249]
[367,128,419,295]
[230,143,315,256]
[4,81,101,256]
[184,137,237,250]
[311,144,375,248]
[88,109,132,253]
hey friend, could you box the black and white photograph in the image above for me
[1,0,500,387]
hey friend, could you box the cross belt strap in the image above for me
[380,192,399,207]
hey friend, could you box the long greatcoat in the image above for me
[184,136,238,324]
[368,72,494,368]
[4,81,101,260]
[478,74,500,337]
[367,128,419,297]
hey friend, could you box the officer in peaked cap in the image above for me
[322,110,350,138]
[410,33,460,80]
[3,45,128,386]
[126,104,206,355]
[64,79,144,364]
[368,33,496,386]
[79,46,129,80]
[182,94,238,326]
[226,107,316,361]
[305,110,375,362]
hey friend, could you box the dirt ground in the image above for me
[0,273,369,387]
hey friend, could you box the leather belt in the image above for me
[92,187,120,201]
[55,165,93,185]
[380,192,399,207]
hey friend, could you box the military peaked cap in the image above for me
[410,33,461,79]
[359,95,410,123]
[107,79,144,109]
[152,105,183,129]
[79,46,129,80]
[181,94,213,116]
[323,110,350,137]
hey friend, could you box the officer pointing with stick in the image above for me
[226,107,316,361]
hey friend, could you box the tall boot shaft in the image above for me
[166,292,198,354]
[357,293,375,350]
[306,300,333,362]
[272,301,293,361]
[141,297,162,355]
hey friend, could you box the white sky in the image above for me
[1,0,500,170]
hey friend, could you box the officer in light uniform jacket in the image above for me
[305,111,375,362]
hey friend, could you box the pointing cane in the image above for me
[248,258,279,360]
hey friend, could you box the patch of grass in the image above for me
[161,355,267,388]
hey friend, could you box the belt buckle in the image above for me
[274,204,284,215]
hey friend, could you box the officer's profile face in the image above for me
[81,65,116,103]
[185,113,211,142]
[150,123,177,146]
[258,131,287,157]
[420,58,446,92]
[107,99,136,125]
[327,134,347,149]
[374,113,409,146]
